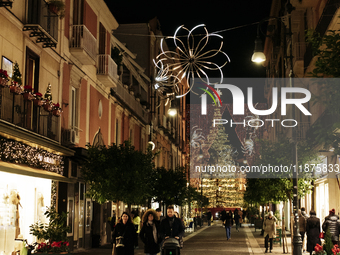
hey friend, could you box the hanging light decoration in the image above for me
[155,24,230,98]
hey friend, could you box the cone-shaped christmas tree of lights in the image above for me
[12,62,22,85]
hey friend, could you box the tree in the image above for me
[306,29,340,155]
[81,141,155,205]
[152,166,188,206]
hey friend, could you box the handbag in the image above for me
[319,232,324,239]
[116,236,125,247]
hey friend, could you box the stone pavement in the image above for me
[73,222,295,255]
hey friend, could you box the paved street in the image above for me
[74,222,294,255]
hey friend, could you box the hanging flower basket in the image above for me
[0,77,9,87]
[23,92,35,101]
[52,109,62,117]
[52,103,62,117]
[33,99,45,107]
[44,101,53,112]
[10,83,23,94]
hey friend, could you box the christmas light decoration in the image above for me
[0,137,64,175]
[155,24,230,98]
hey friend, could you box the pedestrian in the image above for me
[160,205,185,254]
[207,210,212,226]
[221,209,227,227]
[263,211,276,253]
[132,210,141,249]
[298,210,307,253]
[322,208,340,245]
[234,208,240,231]
[224,211,233,240]
[112,212,136,255]
[301,207,309,253]
[140,209,161,255]
[306,210,321,255]
[156,208,165,222]
[238,209,243,228]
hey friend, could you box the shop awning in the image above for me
[0,161,76,183]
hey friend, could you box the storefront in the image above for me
[0,130,74,254]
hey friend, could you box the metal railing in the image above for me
[97,55,118,81]
[113,81,149,124]
[0,88,59,141]
[26,0,58,41]
[70,25,97,61]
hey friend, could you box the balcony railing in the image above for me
[0,88,60,141]
[70,25,97,61]
[24,0,58,48]
[97,55,118,80]
[112,81,149,124]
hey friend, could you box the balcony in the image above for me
[69,25,97,65]
[23,0,58,48]
[97,55,118,88]
[0,87,60,141]
[111,81,149,124]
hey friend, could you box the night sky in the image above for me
[105,0,273,157]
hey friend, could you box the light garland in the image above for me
[0,137,64,175]
[154,24,230,98]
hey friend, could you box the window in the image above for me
[99,23,106,55]
[115,119,120,145]
[71,87,79,135]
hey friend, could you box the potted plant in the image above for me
[10,62,23,94]
[0,69,9,87]
[23,85,35,101]
[44,100,53,112]
[33,92,45,107]
[52,103,62,117]
[135,93,141,102]
[128,87,134,95]
[47,0,65,19]
[30,207,70,254]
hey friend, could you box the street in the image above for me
[74,223,292,255]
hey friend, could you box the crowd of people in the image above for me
[111,205,184,255]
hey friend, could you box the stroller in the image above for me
[161,237,180,255]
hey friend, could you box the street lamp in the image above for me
[252,1,302,254]
[251,36,266,63]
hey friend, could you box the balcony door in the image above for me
[73,0,84,25]
[25,48,40,131]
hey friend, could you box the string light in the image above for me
[0,137,64,175]
[155,24,230,98]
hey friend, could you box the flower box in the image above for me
[0,77,8,87]
[44,102,53,112]
[23,92,35,101]
[10,84,23,94]
[33,99,45,107]
[52,109,62,117]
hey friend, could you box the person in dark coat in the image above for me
[159,205,185,253]
[234,209,240,231]
[322,208,340,245]
[140,209,160,255]
[224,211,233,240]
[112,212,137,255]
[306,210,321,255]
[207,210,212,226]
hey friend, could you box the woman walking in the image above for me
[306,210,321,255]
[140,209,161,255]
[263,211,276,253]
[112,212,136,255]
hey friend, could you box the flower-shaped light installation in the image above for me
[155,24,230,98]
